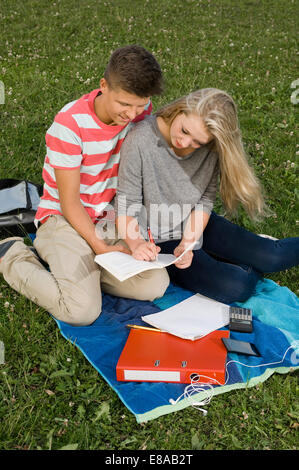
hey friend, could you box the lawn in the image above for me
[0,0,298,451]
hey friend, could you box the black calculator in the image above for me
[229,306,253,333]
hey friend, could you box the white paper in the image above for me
[94,240,197,282]
[142,294,230,340]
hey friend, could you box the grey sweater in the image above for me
[115,115,219,242]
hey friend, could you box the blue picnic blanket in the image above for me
[54,278,299,423]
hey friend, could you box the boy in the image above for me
[0,45,169,326]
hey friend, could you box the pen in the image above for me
[126,324,162,332]
[147,226,155,244]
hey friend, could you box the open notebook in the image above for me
[141,294,230,340]
[94,241,197,282]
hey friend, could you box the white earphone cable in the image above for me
[169,342,299,416]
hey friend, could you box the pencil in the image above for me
[147,227,155,244]
[126,324,162,332]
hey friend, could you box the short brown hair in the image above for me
[104,45,163,97]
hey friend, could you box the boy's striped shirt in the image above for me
[34,88,152,225]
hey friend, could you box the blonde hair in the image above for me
[156,88,266,220]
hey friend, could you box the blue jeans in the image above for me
[158,212,299,304]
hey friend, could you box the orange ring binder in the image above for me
[116,329,229,384]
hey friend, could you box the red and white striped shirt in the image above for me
[34,88,152,225]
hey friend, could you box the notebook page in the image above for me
[142,294,230,340]
[94,252,164,281]
[94,241,197,281]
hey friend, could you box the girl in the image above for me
[115,88,299,304]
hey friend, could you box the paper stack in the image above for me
[141,294,230,340]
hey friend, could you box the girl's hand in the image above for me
[174,243,194,269]
[132,240,161,261]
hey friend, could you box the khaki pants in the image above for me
[0,215,169,326]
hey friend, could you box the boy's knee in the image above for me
[135,268,170,301]
[54,296,102,327]
[68,310,101,326]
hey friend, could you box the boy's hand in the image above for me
[108,243,132,255]
[174,243,194,269]
[132,240,160,261]
[98,242,131,256]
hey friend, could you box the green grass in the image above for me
[0,0,298,451]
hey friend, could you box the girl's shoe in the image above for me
[258,234,278,241]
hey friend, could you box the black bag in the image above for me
[0,179,43,237]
